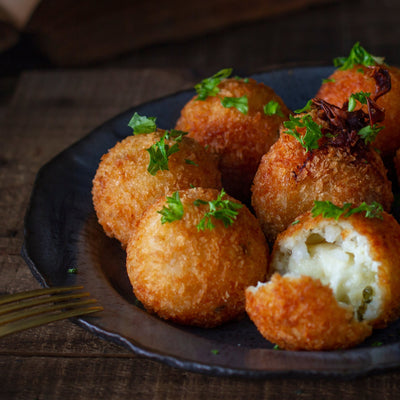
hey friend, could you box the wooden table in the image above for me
[1,66,400,399]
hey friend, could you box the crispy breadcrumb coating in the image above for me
[246,274,372,351]
[175,78,290,202]
[126,187,268,328]
[92,130,221,247]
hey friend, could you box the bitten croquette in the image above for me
[246,209,400,350]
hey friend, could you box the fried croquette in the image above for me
[251,99,393,243]
[92,130,221,247]
[317,64,400,159]
[246,209,400,350]
[126,187,268,328]
[246,274,372,351]
[175,75,290,203]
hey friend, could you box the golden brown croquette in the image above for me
[126,187,268,328]
[251,100,393,243]
[92,130,221,247]
[175,76,290,202]
[316,65,400,159]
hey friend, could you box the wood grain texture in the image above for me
[25,0,339,66]
[1,355,400,400]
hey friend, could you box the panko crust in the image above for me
[126,187,268,328]
[251,128,393,243]
[175,78,290,202]
[271,211,400,329]
[92,130,221,247]
[316,65,400,159]
[246,274,372,351]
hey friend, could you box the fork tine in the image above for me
[0,286,84,306]
[0,286,103,338]
[0,298,99,325]
[0,292,91,317]
[0,305,103,338]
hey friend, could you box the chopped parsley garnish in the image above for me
[358,124,384,144]
[195,68,232,100]
[283,114,322,152]
[311,200,383,220]
[185,159,198,166]
[194,189,243,231]
[67,267,78,274]
[322,78,336,84]
[221,95,248,114]
[263,100,284,117]
[294,99,313,114]
[158,191,184,224]
[128,113,157,134]
[146,130,188,175]
[211,349,220,355]
[234,76,249,83]
[347,91,371,112]
[333,42,384,70]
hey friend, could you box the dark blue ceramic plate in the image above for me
[22,66,400,378]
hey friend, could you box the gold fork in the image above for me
[0,285,103,338]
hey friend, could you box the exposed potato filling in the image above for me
[272,220,382,321]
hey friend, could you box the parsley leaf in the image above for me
[164,129,188,140]
[312,201,352,219]
[221,96,248,114]
[195,68,232,100]
[358,124,384,144]
[347,91,371,112]
[283,114,322,152]
[146,130,188,175]
[294,99,313,114]
[128,113,157,134]
[263,100,284,117]
[322,78,336,84]
[194,189,243,231]
[185,159,198,166]
[311,200,383,220]
[158,191,184,224]
[349,202,384,219]
[333,42,384,70]
[234,76,249,83]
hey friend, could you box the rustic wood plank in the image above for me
[25,0,340,66]
[1,355,399,400]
